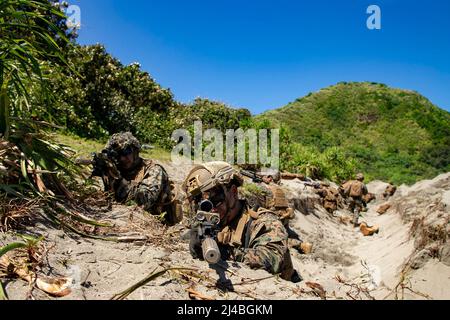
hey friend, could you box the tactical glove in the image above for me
[114,178,138,202]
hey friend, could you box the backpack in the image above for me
[349,181,364,197]
[265,184,295,222]
[240,183,294,223]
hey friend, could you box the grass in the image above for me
[52,132,105,158]
[52,132,172,162]
[240,183,267,196]
[111,267,197,300]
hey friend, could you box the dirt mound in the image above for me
[355,173,450,299]
[392,173,450,268]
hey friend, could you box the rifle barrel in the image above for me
[202,237,221,264]
[240,170,263,182]
[75,158,93,165]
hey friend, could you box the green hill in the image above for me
[256,82,450,185]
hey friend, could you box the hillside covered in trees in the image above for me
[257,82,450,184]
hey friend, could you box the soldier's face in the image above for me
[263,176,273,184]
[119,153,134,169]
[118,148,136,170]
[205,186,239,225]
[204,188,226,219]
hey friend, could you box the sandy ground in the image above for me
[1,166,449,300]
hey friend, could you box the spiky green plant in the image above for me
[0,1,110,237]
[0,0,74,195]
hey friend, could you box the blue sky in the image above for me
[71,0,450,114]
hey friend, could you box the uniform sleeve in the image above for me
[363,183,368,195]
[242,214,289,274]
[133,165,165,212]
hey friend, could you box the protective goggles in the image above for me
[118,146,134,157]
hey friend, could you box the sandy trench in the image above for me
[1,164,449,300]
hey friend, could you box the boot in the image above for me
[286,225,300,240]
[288,239,313,254]
[290,270,303,283]
[300,242,313,254]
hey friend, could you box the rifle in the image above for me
[240,170,263,183]
[75,150,120,191]
[278,172,321,188]
[303,178,321,189]
[192,199,221,264]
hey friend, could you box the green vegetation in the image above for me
[39,45,251,149]
[0,0,78,199]
[1,2,449,197]
[257,82,450,184]
[42,60,450,184]
[0,1,117,239]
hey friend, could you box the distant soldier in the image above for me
[183,162,301,282]
[363,192,376,205]
[316,182,342,213]
[383,184,397,199]
[341,173,368,227]
[92,132,182,225]
[260,169,295,223]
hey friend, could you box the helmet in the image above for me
[260,168,281,182]
[183,161,243,197]
[356,173,365,181]
[320,181,330,187]
[105,132,141,155]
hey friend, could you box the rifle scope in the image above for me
[197,199,221,264]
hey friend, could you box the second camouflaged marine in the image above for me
[93,132,182,225]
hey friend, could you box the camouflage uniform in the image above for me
[341,173,368,226]
[240,176,310,254]
[103,132,179,225]
[250,181,303,241]
[244,182,294,225]
[348,196,364,224]
[184,161,300,282]
[217,203,296,280]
